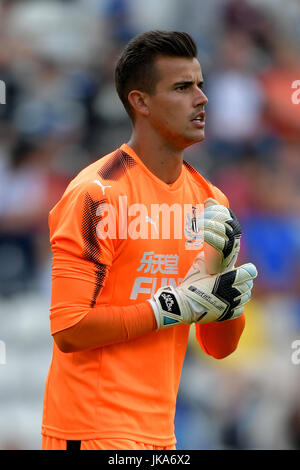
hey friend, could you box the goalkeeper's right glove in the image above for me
[203,198,242,273]
[148,263,257,329]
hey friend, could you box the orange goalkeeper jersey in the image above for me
[42,143,234,445]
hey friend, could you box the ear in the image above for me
[128,90,150,117]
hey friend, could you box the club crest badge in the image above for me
[184,205,204,250]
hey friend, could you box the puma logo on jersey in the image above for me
[145,215,158,233]
[93,179,112,195]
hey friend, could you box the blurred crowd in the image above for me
[0,0,300,450]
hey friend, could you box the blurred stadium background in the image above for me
[0,0,300,450]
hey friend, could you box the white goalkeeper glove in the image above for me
[203,198,242,273]
[149,263,257,328]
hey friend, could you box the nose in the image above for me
[194,87,208,107]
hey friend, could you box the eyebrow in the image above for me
[173,80,204,88]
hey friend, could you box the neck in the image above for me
[128,129,184,185]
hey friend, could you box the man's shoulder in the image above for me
[65,146,137,200]
[183,160,229,206]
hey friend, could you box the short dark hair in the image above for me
[115,30,198,121]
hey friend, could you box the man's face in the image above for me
[145,56,208,149]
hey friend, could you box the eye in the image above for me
[176,84,188,92]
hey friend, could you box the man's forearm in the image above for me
[51,275,156,353]
[195,314,245,359]
[53,301,156,352]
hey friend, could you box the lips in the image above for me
[191,110,205,129]
[191,111,205,122]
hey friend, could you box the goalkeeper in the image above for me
[41,30,257,451]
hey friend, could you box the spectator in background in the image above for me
[211,151,261,218]
[12,55,87,141]
[222,0,275,56]
[0,38,20,125]
[104,0,136,45]
[259,41,300,143]
[212,138,300,298]
[0,138,67,295]
[205,30,266,166]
